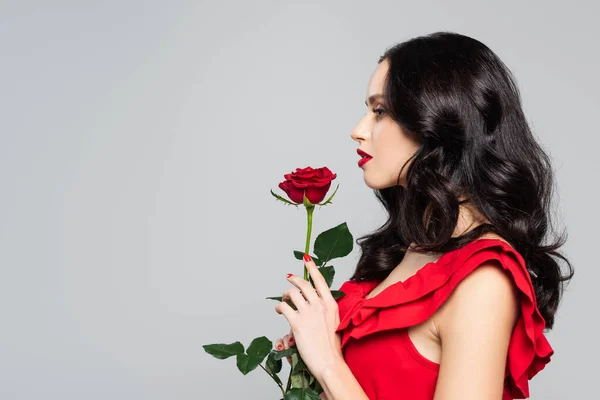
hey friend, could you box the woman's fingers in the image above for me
[304,259,336,304]
[286,255,335,306]
[273,334,291,365]
[283,333,295,348]
[274,337,285,352]
[286,275,320,305]
[282,287,309,311]
[283,334,290,349]
[283,333,296,365]
[274,334,295,365]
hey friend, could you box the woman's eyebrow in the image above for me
[365,93,384,106]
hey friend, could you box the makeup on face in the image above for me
[357,148,373,167]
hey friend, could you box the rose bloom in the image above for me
[278,166,337,204]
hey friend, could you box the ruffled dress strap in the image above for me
[334,238,553,399]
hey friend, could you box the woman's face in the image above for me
[350,58,421,189]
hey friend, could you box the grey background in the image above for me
[1,1,596,399]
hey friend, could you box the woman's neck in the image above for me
[407,201,490,253]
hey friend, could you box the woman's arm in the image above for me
[317,358,369,400]
[433,262,519,400]
[320,261,518,400]
[276,259,369,400]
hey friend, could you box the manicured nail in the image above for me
[277,343,283,350]
[303,254,312,262]
[286,273,293,278]
[288,337,294,345]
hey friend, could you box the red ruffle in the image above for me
[335,238,553,399]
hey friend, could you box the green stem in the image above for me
[301,204,315,394]
[304,205,314,281]
[286,358,293,392]
[298,197,316,395]
[259,364,285,397]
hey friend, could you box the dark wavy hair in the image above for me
[351,32,574,329]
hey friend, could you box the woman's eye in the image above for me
[373,108,385,116]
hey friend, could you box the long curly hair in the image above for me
[351,31,574,329]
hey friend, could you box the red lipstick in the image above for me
[357,149,372,167]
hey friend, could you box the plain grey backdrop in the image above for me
[1,1,597,399]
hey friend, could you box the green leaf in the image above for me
[309,265,335,288]
[291,354,308,374]
[227,337,274,375]
[268,367,283,386]
[273,346,298,360]
[270,189,300,207]
[246,336,272,363]
[312,379,323,394]
[318,183,339,207]
[284,387,321,400]
[236,353,262,375]
[329,290,346,300]
[289,353,304,389]
[265,352,283,386]
[266,351,283,374]
[313,222,353,263]
[303,193,314,208]
[293,251,323,266]
[290,371,304,390]
[265,296,297,311]
[202,341,245,360]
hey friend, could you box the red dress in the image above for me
[334,238,553,400]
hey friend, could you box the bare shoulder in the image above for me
[436,249,520,341]
[430,233,521,398]
[430,232,517,330]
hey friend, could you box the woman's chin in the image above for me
[363,176,403,190]
[364,178,390,190]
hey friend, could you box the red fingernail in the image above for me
[288,337,294,344]
[303,254,312,262]
[277,344,283,350]
[286,273,293,278]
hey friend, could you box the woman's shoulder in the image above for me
[339,233,525,309]
[439,233,519,307]
[335,233,552,398]
[335,233,519,310]
[424,234,553,397]
[435,241,520,325]
[435,233,520,320]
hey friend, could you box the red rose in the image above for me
[278,166,337,205]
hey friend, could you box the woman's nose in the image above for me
[350,116,370,143]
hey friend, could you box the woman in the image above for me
[274,31,573,400]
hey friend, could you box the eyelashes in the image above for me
[363,105,386,119]
[373,107,386,117]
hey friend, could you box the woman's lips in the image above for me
[357,149,372,158]
[358,157,372,167]
[357,149,372,167]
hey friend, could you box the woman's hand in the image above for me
[273,329,295,366]
[274,254,344,382]
[274,330,330,400]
